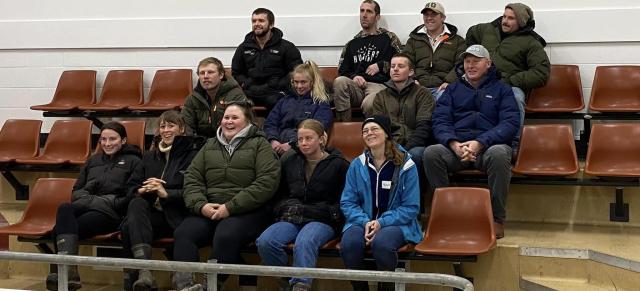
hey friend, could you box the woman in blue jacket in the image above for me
[264,60,333,156]
[340,115,422,291]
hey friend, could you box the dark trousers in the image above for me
[53,203,121,248]
[340,225,406,271]
[121,197,174,253]
[173,206,272,285]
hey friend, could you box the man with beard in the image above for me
[403,2,466,101]
[182,57,248,138]
[333,0,401,121]
[232,8,303,112]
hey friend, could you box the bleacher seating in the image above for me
[415,187,496,256]
[128,69,193,112]
[512,124,579,177]
[584,123,640,178]
[0,119,42,163]
[15,120,93,166]
[589,65,640,112]
[30,70,97,112]
[0,178,75,238]
[526,65,584,113]
[78,70,144,112]
[327,122,365,162]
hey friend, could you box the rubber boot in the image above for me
[46,234,81,291]
[131,244,157,291]
[172,272,203,291]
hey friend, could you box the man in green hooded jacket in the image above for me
[466,3,550,136]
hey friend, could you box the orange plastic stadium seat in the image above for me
[319,67,339,84]
[94,120,146,154]
[15,120,92,166]
[513,124,579,176]
[589,66,640,112]
[78,70,144,111]
[585,123,640,177]
[128,69,193,111]
[0,119,42,163]
[415,187,496,256]
[0,178,75,237]
[30,70,97,112]
[327,122,365,162]
[526,65,584,112]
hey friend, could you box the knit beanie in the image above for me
[505,3,533,28]
[363,115,392,140]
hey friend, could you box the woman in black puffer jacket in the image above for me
[46,121,143,291]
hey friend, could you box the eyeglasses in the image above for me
[362,127,382,135]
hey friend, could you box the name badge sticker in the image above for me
[381,180,392,189]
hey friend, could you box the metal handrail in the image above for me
[0,251,474,291]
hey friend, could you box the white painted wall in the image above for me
[1,0,639,131]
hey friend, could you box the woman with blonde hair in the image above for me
[257,119,349,291]
[264,60,333,155]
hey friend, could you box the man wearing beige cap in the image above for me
[403,2,466,101]
[466,3,550,148]
[423,45,520,239]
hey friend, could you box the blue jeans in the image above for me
[428,87,444,101]
[340,225,406,271]
[257,221,335,286]
[512,87,525,146]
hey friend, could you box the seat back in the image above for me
[327,122,364,162]
[45,70,97,107]
[527,65,584,112]
[41,120,93,161]
[426,187,495,245]
[94,120,146,153]
[98,70,144,106]
[10,178,75,233]
[0,119,42,161]
[589,66,640,112]
[585,123,640,177]
[146,69,192,106]
[319,67,339,84]
[513,124,579,176]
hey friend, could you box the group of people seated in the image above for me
[44,1,551,291]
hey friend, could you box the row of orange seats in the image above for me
[28,65,640,115]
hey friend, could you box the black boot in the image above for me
[131,244,157,291]
[46,234,81,291]
[123,268,139,291]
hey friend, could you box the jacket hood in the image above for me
[455,62,502,89]
[193,76,240,102]
[409,22,459,38]
[241,27,284,49]
[383,78,417,96]
[491,16,547,47]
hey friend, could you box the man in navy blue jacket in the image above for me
[423,45,519,239]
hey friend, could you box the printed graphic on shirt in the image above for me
[354,44,381,64]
